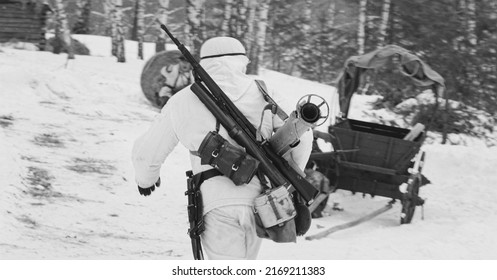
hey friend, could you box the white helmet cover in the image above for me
[200,37,246,60]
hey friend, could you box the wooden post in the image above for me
[305,201,394,241]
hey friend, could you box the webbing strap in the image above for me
[193,168,223,187]
[254,80,289,142]
[215,119,221,133]
[254,80,289,120]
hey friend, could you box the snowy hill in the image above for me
[1,37,497,263]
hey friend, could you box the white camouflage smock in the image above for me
[132,55,313,216]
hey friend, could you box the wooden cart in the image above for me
[309,45,445,224]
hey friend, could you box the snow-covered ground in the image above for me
[1,36,497,276]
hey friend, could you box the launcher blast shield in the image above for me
[270,94,329,156]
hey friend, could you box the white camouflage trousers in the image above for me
[201,205,262,260]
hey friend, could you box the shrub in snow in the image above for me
[45,37,90,56]
[364,91,496,146]
[397,93,496,146]
[0,39,39,51]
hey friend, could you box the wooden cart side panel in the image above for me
[330,167,410,200]
[336,177,404,200]
[329,118,424,172]
[332,127,421,170]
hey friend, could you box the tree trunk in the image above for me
[135,0,145,59]
[245,1,257,74]
[377,0,391,47]
[466,0,477,54]
[156,0,170,52]
[107,0,118,56]
[388,1,402,44]
[115,0,126,62]
[39,2,52,51]
[246,1,256,54]
[54,0,74,59]
[442,90,449,144]
[357,0,367,55]
[102,0,112,36]
[73,0,92,34]
[489,0,497,20]
[232,0,249,43]
[220,0,233,36]
[249,0,270,75]
[298,0,313,78]
[326,0,336,29]
[303,0,312,33]
[186,0,205,57]
[131,0,139,40]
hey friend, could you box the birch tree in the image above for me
[302,0,312,33]
[377,0,391,47]
[240,3,253,73]
[115,0,126,62]
[53,0,74,59]
[229,0,249,43]
[133,0,145,59]
[321,0,337,83]
[465,0,477,54]
[156,0,170,52]
[245,1,256,56]
[389,1,402,44]
[296,0,313,77]
[107,0,125,62]
[220,0,233,36]
[73,0,92,34]
[106,0,118,56]
[248,0,271,75]
[326,0,336,30]
[357,0,367,55]
[185,0,206,57]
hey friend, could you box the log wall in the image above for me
[0,1,48,48]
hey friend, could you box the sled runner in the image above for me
[308,45,445,224]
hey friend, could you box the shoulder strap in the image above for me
[254,79,289,120]
[254,79,291,142]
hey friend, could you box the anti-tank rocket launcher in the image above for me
[160,24,328,204]
[269,94,329,157]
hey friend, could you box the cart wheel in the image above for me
[400,174,423,224]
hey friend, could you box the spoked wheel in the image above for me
[400,151,426,224]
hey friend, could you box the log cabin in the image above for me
[0,0,52,49]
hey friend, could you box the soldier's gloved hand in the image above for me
[138,177,161,196]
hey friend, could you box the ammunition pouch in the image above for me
[198,131,260,186]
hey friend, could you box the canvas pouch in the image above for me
[198,131,260,186]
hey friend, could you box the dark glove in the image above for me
[138,177,161,196]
